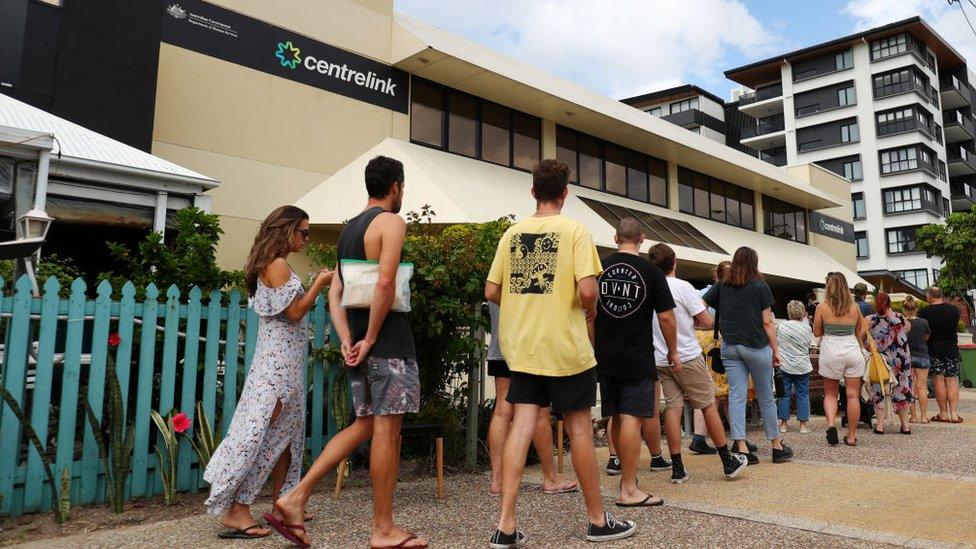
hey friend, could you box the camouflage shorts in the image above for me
[348,357,421,417]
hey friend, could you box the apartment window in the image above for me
[938,160,947,182]
[797,117,859,152]
[647,106,662,116]
[943,197,951,216]
[410,78,541,171]
[893,269,929,289]
[933,268,941,283]
[879,147,918,174]
[852,192,866,219]
[837,86,856,107]
[886,226,921,254]
[873,67,932,102]
[670,98,699,114]
[855,231,870,258]
[844,158,863,181]
[678,167,755,230]
[835,50,854,70]
[876,107,913,135]
[871,34,908,60]
[557,125,667,206]
[840,121,859,143]
[763,195,807,243]
[883,185,938,214]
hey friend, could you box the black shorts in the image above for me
[507,367,597,414]
[599,375,656,418]
[488,359,511,378]
[930,355,961,378]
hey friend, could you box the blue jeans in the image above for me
[722,343,780,442]
[776,372,810,422]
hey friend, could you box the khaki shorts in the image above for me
[657,355,716,410]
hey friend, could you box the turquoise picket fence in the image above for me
[0,275,341,517]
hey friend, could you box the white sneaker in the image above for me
[800,425,811,434]
[779,425,787,433]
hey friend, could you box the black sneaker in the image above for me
[670,464,689,484]
[489,528,526,548]
[733,450,759,465]
[605,455,621,476]
[826,426,839,446]
[649,454,672,471]
[688,438,717,455]
[723,453,748,479]
[586,511,636,542]
[772,443,794,463]
[745,440,758,453]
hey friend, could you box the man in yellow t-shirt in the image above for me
[485,160,636,548]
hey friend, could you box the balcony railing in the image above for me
[950,178,976,202]
[741,115,785,139]
[944,109,976,138]
[875,76,939,105]
[739,83,784,106]
[940,74,975,105]
[760,151,787,167]
[948,145,976,171]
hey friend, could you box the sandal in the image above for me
[262,513,309,548]
[218,524,269,539]
[844,436,857,447]
[543,480,579,495]
[615,494,664,507]
[371,533,428,548]
[951,416,964,424]
[872,428,884,435]
[931,415,950,423]
[900,427,911,434]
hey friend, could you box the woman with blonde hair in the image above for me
[814,273,868,446]
[203,205,332,539]
[866,292,913,434]
[776,300,813,433]
[903,296,930,423]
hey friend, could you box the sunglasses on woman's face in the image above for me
[296,229,310,240]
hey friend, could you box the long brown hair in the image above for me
[903,295,919,318]
[724,247,761,288]
[824,272,854,316]
[714,261,731,283]
[875,292,891,316]
[244,206,309,296]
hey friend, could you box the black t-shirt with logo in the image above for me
[594,252,675,379]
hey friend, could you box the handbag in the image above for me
[339,259,414,312]
[774,369,785,398]
[705,284,725,374]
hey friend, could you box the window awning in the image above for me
[294,138,867,287]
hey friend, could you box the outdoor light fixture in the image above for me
[18,209,53,240]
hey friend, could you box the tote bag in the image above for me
[339,259,413,313]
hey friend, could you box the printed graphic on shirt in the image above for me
[509,232,560,294]
[598,262,646,318]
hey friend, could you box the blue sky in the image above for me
[394,0,976,101]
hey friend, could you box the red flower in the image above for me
[108,333,122,347]
[170,412,191,433]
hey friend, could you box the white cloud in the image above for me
[394,0,784,99]
[843,0,976,69]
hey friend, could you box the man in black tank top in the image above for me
[271,156,426,549]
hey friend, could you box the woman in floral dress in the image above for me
[866,292,913,435]
[203,205,332,539]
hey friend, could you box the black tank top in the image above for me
[337,207,416,360]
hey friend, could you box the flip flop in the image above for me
[951,417,964,424]
[371,533,428,548]
[217,524,269,539]
[488,489,501,497]
[262,513,309,548]
[615,495,664,507]
[931,415,950,423]
[844,437,857,447]
[543,481,579,495]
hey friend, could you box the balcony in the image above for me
[741,114,786,150]
[947,144,976,176]
[950,176,976,211]
[940,74,974,110]
[760,149,787,167]
[739,83,783,106]
[661,108,705,129]
[875,75,939,106]
[943,110,976,144]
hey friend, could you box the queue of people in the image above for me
[199,155,968,548]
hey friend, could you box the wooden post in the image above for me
[556,419,564,474]
[333,459,347,500]
[435,437,445,500]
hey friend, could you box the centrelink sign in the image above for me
[161,1,409,113]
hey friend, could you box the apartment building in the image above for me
[621,85,728,143]
[724,16,976,293]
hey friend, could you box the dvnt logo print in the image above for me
[275,41,301,69]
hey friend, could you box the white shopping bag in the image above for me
[339,259,413,312]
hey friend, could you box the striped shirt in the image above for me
[776,320,813,375]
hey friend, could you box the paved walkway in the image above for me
[12,393,976,548]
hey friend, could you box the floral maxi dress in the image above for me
[204,273,307,516]
[867,312,913,412]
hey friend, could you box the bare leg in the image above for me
[693,409,708,437]
[844,378,861,443]
[915,369,930,423]
[222,502,270,536]
[933,374,949,420]
[701,404,728,447]
[641,382,664,456]
[663,407,683,455]
[488,377,513,495]
[897,407,911,432]
[608,415,619,457]
[617,414,654,505]
[564,408,607,526]
[369,414,426,548]
[496,404,542,534]
[273,416,375,545]
[536,408,575,492]
[947,377,961,421]
[823,379,839,428]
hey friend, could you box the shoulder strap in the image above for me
[712,284,721,341]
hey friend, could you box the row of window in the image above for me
[854,185,946,219]
[763,195,807,243]
[645,97,700,117]
[797,118,860,152]
[870,33,936,70]
[410,78,540,171]
[556,126,668,206]
[875,105,941,143]
[879,144,943,178]
[855,226,926,258]
[893,269,931,290]
[795,83,856,117]
[677,167,756,231]
[873,67,937,105]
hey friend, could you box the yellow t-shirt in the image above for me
[487,214,602,377]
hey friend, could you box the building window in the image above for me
[837,86,857,107]
[513,113,541,171]
[557,125,667,206]
[938,160,947,182]
[883,185,938,214]
[886,226,921,254]
[763,195,807,243]
[879,146,918,174]
[481,102,511,166]
[647,106,662,116]
[943,197,951,216]
[410,79,445,147]
[678,167,755,230]
[893,269,929,289]
[844,158,863,181]
[855,231,869,258]
[876,107,913,135]
[852,192,866,219]
[840,121,859,143]
[871,34,908,60]
[670,98,699,114]
[835,50,854,70]
[447,94,478,157]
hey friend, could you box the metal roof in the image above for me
[620,84,726,108]
[0,92,217,187]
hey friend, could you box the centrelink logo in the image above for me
[272,39,398,96]
[275,41,301,69]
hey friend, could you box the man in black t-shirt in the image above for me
[595,217,679,507]
[919,287,963,423]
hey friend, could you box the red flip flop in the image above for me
[262,513,310,548]
[371,533,428,548]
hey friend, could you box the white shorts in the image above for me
[818,335,866,380]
